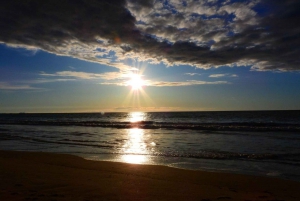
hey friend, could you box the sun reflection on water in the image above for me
[121,128,149,164]
[128,112,146,123]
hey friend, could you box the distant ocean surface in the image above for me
[1,111,300,182]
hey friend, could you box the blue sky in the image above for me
[0,0,299,113]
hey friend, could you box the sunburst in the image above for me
[126,74,145,91]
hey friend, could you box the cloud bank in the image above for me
[0,0,299,71]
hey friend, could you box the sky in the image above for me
[0,0,299,113]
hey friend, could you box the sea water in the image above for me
[0,111,299,181]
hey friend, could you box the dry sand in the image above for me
[1,150,299,201]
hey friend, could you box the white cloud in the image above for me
[209,73,238,78]
[0,82,38,90]
[40,71,124,80]
[27,78,76,84]
[185,73,201,76]
[100,78,229,87]
[148,80,229,86]
[209,74,226,78]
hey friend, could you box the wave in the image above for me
[9,134,299,161]
[2,132,300,164]
[0,120,299,131]
[7,135,115,149]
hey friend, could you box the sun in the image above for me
[127,74,145,91]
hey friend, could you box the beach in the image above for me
[1,0,300,199]
[1,111,300,182]
[1,150,300,201]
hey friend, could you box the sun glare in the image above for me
[128,112,146,122]
[127,74,144,91]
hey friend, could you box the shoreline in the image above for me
[1,150,300,201]
[82,153,300,183]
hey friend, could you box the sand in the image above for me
[0,151,299,201]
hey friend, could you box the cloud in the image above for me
[27,78,76,84]
[209,74,226,78]
[0,0,299,71]
[0,82,38,90]
[209,73,238,78]
[185,73,201,76]
[100,79,229,87]
[147,80,229,87]
[40,71,123,80]
[0,78,76,91]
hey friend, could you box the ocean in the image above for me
[0,111,300,182]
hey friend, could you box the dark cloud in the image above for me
[0,0,135,43]
[0,0,299,71]
[211,0,300,70]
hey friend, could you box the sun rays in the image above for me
[121,62,156,111]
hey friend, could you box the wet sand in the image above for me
[1,150,299,201]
